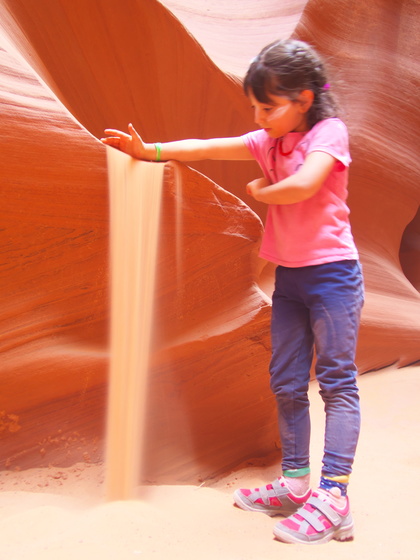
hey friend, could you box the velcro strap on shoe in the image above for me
[271,478,286,497]
[307,496,342,527]
[298,507,326,532]
[258,479,286,505]
[257,485,271,505]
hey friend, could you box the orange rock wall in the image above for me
[0,0,419,481]
[294,0,420,369]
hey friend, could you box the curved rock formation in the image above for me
[0,0,419,482]
[294,0,420,370]
[160,0,308,76]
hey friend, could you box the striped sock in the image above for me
[319,475,349,497]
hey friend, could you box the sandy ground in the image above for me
[0,364,418,560]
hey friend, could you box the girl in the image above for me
[101,39,364,545]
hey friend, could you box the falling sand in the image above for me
[105,147,164,501]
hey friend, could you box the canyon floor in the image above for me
[0,364,418,560]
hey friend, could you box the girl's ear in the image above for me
[297,89,315,113]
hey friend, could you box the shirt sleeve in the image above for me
[242,129,275,178]
[242,129,267,156]
[306,119,351,170]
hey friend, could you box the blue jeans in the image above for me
[269,260,364,478]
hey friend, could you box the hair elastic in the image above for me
[323,83,330,89]
[154,142,162,162]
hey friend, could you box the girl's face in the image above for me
[248,91,310,137]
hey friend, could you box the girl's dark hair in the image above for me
[244,39,339,129]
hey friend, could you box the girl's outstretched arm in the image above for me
[101,123,253,162]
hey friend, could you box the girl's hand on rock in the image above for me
[101,123,150,160]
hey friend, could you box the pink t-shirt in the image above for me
[243,118,359,267]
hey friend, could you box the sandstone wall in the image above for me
[0,0,418,481]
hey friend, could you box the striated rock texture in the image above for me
[293,0,420,370]
[0,22,109,469]
[0,0,419,481]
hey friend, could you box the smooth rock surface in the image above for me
[0,0,419,481]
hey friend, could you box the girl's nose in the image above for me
[254,108,264,125]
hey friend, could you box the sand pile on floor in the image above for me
[0,365,418,560]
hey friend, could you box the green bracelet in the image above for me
[154,142,162,162]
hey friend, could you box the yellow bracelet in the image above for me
[154,142,162,162]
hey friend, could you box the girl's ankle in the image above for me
[283,473,311,496]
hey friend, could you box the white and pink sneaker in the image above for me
[233,477,311,517]
[273,488,354,544]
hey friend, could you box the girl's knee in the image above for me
[271,379,310,404]
[318,380,360,406]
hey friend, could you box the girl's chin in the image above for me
[264,128,281,138]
